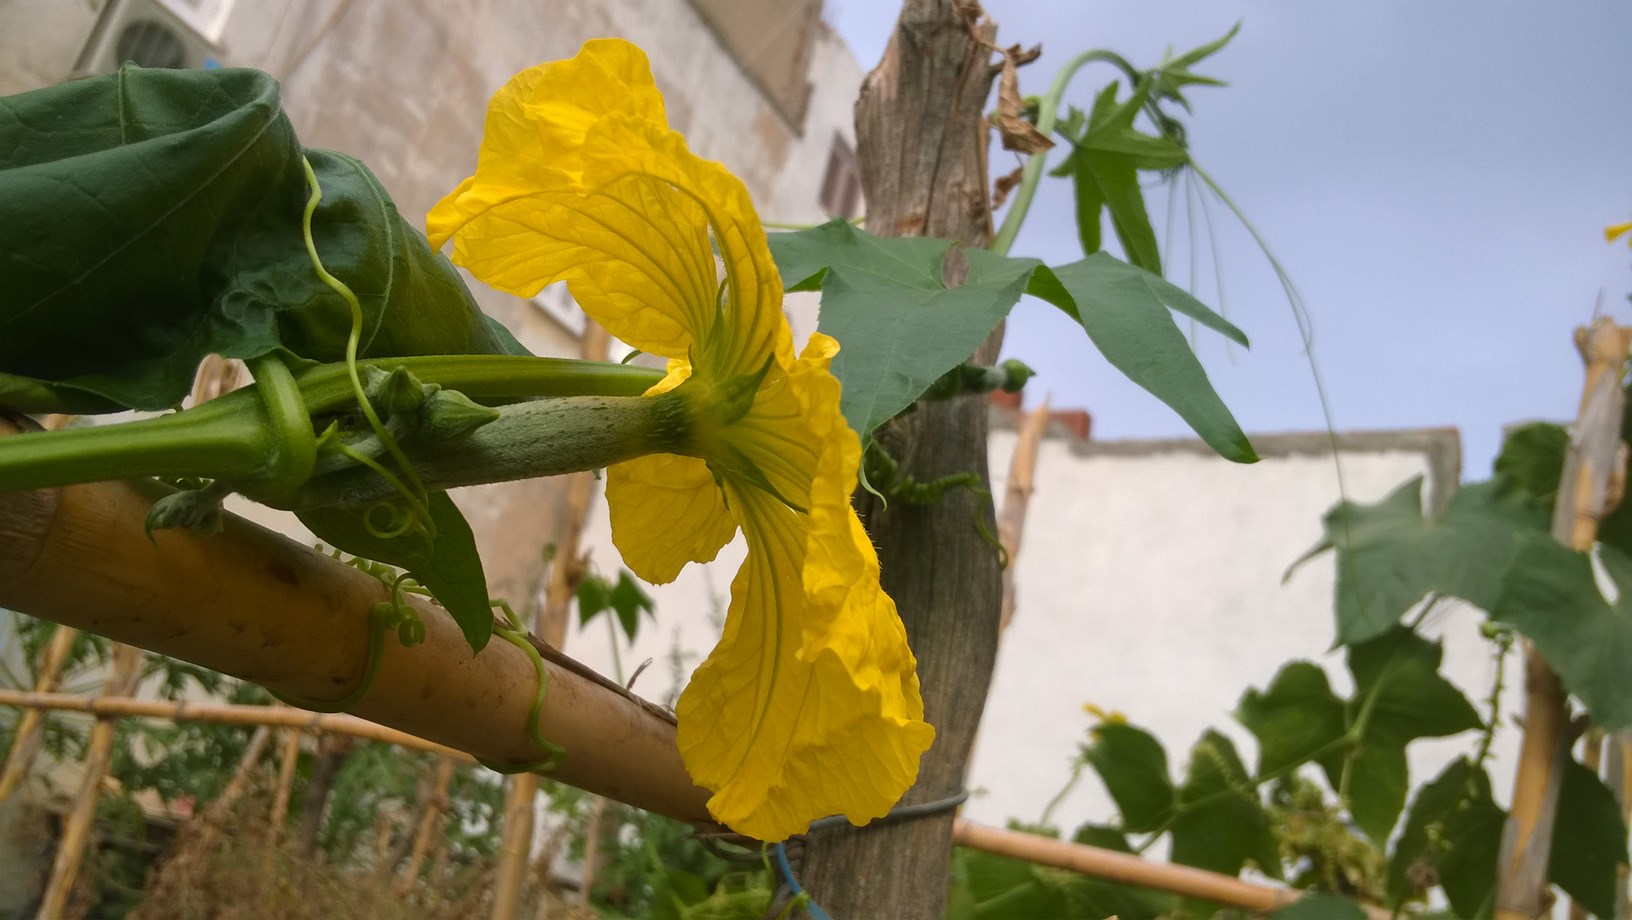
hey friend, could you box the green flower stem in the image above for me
[988,49,1141,257]
[246,354,317,501]
[281,392,691,510]
[0,396,273,492]
[0,356,667,494]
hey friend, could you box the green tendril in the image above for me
[478,600,567,774]
[300,156,435,539]
[271,570,421,713]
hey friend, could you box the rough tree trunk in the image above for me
[800,2,1003,917]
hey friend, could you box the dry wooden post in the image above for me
[398,756,458,894]
[35,642,144,920]
[1498,318,1632,919]
[0,623,80,805]
[492,321,610,920]
[1608,729,1632,920]
[800,2,1007,915]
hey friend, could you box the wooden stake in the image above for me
[1499,318,1632,919]
[0,425,713,824]
[800,2,1008,915]
[492,321,610,920]
[36,642,144,920]
[268,715,304,843]
[0,623,80,805]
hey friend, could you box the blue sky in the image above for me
[824,1,1632,478]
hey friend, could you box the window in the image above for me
[818,136,861,220]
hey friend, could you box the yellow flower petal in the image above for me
[605,453,737,584]
[1608,222,1632,247]
[674,336,932,840]
[676,486,934,841]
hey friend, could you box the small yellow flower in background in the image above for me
[429,39,934,841]
[1082,702,1127,725]
[1608,222,1632,247]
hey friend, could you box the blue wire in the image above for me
[774,842,832,920]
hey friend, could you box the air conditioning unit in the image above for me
[70,0,224,80]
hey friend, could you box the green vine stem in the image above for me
[0,356,666,495]
[988,49,1142,258]
[245,354,317,502]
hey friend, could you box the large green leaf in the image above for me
[767,222,1253,461]
[768,221,1037,444]
[1550,758,1630,918]
[1292,476,1551,645]
[1169,730,1281,881]
[1238,630,1480,845]
[1325,629,1482,843]
[1493,542,1632,729]
[1051,80,1187,274]
[1493,421,1568,512]
[0,66,516,413]
[299,493,494,652]
[1235,661,1347,775]
[1027,256,1255,463]
[1270,894,1365,920]
[1386,758,1498,911]
[1080,721,1175,833]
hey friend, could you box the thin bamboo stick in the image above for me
[0,623,80,805]
[1499,318,1632,919]
[0,691,474,760]
[268,715,304,842]
[997,397,1050,634]
[950,820,1389,919]
[0,423,713,824]
[36,643,144,919]
[397,756,458,894]
[492,321,609,920]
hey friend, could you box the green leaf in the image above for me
[1387,758,1484,907]
[1236,661,1347,776]
[1436,773,1506,918]
[1150,24,1240,110]
[1549,758,1630,918]
[1270,894,1365,920]
[576,574,612,625]
[298,493,494,652]
[1323,629,1481,843]
[1492,541,1632,729]
[1028,257,1255,463]
[1170,729,1281,881]
[767,220,1038,444]
[0,66,514,413]
[1081,721,1176,833]
[608,570,655,642]
[1292,476,1551,645]
[1051,80,1185,274]
[1493,422,1568,512]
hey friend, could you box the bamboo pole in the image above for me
[950,820,1388,918]
[398,756,458,894]
[0,623,81,805]
[0,422,713,825]
[268,712,304,843]
[0,691,480,760]
[492,321,610,920]
[997,397,1049,636]
[1608,729,1632,920]
[1499,318,1632,919]
[36,642,144,919]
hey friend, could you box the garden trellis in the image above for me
[3,0,1631,915]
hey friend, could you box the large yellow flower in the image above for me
[429,39,934,840]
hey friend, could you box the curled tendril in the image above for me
[477,599,566,774]
[300,157,435,541]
